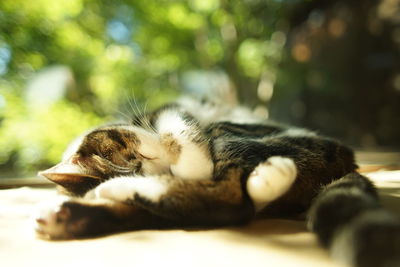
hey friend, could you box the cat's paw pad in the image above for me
[247,156,297,209]
[94,177,168,203]
[33,197,79,239]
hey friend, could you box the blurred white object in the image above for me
[25,65,74,107]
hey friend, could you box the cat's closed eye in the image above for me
[77,128,143,174]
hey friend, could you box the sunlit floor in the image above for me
[1,169,400,267]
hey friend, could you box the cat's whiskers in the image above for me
[143,117,157,134]
[114,109,132,122]
[138,104,157,134]
[126,90,156,133]
[126,90,141,119]
[141,99,155,133]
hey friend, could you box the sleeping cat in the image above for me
[34,93,400,267]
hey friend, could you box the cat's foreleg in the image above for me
[92,167,253,226]
[247,156,297,211]
[155,109,214,180]
[33,196,175,240]
[34,167,253,239]
[90,175,170,203]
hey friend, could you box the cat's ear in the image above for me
[39,160,101,196]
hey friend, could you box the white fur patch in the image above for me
[94,176,168,203]
[155,110,191,137]
[118,125,171,174]
[247,156,297,211]
[32,196,71,239]
[120,125,163,158]
[284,128,316,137]
[154,109,214,180]
[171,142,214,180]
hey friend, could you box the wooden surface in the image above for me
[0,188,339,267]
[1,170,400,267]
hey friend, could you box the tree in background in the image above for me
[272,0,400,150]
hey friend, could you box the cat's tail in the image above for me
[308,172,400,267]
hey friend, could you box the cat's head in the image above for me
[39,124,168,196]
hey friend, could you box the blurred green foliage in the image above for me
[1,0,399,176]
[0,0,289,175]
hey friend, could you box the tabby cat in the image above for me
[34,91,400,267]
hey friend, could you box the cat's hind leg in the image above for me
[247,156,297,211]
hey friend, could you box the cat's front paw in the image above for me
[94,177,168,203]
[33,198,126,239]
[33,197,85,240]
[247,156,297,210]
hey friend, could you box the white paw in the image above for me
[247,156,297,210]
[94,176,168,203]
[32,196,71,239]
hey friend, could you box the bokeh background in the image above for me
[0,0,399,177]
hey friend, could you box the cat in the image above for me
[34,91,400,267]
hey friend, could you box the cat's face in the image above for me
[39,124,168,195]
